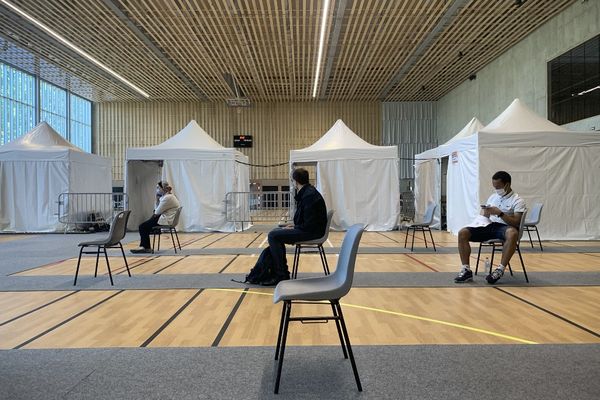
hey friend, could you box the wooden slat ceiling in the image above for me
[0,0,576,103]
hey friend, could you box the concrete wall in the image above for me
[436,0,600,143]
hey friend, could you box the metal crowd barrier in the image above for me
[400,191,415,222]
[57,192,129,232]
[225,191,291,229]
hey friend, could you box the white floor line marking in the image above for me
[327,239,333,248]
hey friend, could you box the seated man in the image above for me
[454,171,526,284]
[131,181,180,254]
[265,168,327,286]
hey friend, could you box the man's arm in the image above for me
[487,206,522,228]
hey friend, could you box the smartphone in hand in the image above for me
[480,204,488,209]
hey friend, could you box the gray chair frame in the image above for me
[291,209,335,279]
[475,209,529,283]
[404,202,437,251]
[523,202,543,251]
[272,224,365,394]
[74,210,131,286]
[152,207,183,254]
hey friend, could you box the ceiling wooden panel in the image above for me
[0,0,576,102]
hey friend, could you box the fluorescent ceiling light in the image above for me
[1,0,150,98]
[312,0,330,98]
[577,85,600,96]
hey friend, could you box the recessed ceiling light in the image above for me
[0,0,150,98]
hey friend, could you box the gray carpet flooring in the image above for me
[1,345,599,399]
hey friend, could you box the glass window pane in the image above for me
[0,62,35,145]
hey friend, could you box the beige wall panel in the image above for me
[95,101,381,181]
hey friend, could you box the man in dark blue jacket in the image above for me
[264,168,327,285]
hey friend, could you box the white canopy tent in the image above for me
[415,99,600,239]
[290,119,400,231]
[414,117,484,228]
[125,120,250,232]
[0,122,112,232]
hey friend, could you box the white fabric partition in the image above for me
[290,119,400,231]
[125,120,250,232]
[0,122,112,232]
[413,159,441,228]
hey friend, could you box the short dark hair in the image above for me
[492,171,511,184]
[292,168,309,185]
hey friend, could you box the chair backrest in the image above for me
[170,207,183,228]
[525,203,543,225]
[106,210,131,246]
[313,209,335,243]
[517,209,528,242]
[329,224,365,298]
[422,203,436,225]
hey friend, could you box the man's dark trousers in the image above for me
[139,215,160,249]
[268,228,321,278]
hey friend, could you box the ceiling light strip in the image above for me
[1,0,150,98]
[312,0,330,98]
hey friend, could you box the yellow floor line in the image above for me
[205,288,538,345]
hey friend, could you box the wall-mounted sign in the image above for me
[233,135,253,148]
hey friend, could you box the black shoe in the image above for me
[486,267,504,284]
[130,247,152,254]
[260,275,290,286]
[454,269,473,283]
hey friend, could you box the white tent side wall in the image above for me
[125,160,163,229]
[315,158,400,231]
[413,159,441,228]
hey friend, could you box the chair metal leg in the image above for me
[152,232,156,254]
[427,227,436,251]
[422,227,428,248]
[169,228,177,253]
[120,242,131,277]
[411,227,416,251]
[292,245,300,279]
[526,227,534,248]
[534,226,543,251]
[334,301,362,392]
[517,245,529,283]
[274,301,292,394]
[318,245,330,275]
[74,246,84,285]
[274,302,287,360]
[331,301,348,359]
[94,246,101,277]
[157,232,161,252]
[475,243,483,275]
[404,226,409,248]
[174,229,182,250]
[103,247,114,285]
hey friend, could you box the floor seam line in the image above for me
[211,288,248,347]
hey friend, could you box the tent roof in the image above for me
[443,117,483,145]
[0,122,83,152]
[151,120,225,150]
[290,119,398,162]
[481,98,566,133]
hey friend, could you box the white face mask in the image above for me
[495,188,506,196]
[156,187,164,196]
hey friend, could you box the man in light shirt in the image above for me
[131,180,180,254]
[454,171,526,284]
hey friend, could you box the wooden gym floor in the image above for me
[1,230,599,350]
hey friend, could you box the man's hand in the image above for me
[486,206,502,216]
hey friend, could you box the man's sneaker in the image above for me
[454,268,473,283]
[131,247,152,254]
[486,267,504,284]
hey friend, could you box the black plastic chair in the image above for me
[291,209,335,279]
[475,209,529,283]
[152,207,183,253]
[404,202,437,251]
[74,210,131,286]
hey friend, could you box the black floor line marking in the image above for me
[140,289,204,347]
[115,256,157,275]
[202,233,232,249]
[153,256,188,274]
[179,233,214,248]
[14,290,124,349]
[403,253,439,272]
[211,288,248,347]
[0,291,80,327]
[377,232,402,243]
[245,233,263,248]
[7,258,70,276]
[218,255,240,273]
[495,287,600,338]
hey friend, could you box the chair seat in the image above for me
[274,275,343,303]
[152,225,171,231]
[482,239,504,245]
[295,239,324,245]
[78,239,113,246]
[408,223,429,227]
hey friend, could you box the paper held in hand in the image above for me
[467,215,492,228]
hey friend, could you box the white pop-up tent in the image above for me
[416,99,600,239]
[125,120,250,232]
[0,122,112,232]
[414,117,484,228]
[290,119,400,231]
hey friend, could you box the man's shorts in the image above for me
[466,222,511,242]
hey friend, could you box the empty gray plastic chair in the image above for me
[74,210,131,286]
[475,209,529,283]
[152,206,183,253]
[523,203,543,251]
[291,209,335,279]
[272,224,364,394]
[404,202,437,251]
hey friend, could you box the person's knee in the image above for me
[504,227,518,242]
[458,228,471,242]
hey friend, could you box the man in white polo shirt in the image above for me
[454,171,526,284]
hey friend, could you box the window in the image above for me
[0,60,93,151]
[548,34,600,125]
[70,94,92,152]
[0,63,36,145]
[40,80,67,138]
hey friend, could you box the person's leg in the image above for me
[500,227,518,266]
[268,228,319,278]
[138,215,160,250]
[458,227,472,266]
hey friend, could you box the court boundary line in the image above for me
[152,256,188,274]
[211,288,248,347]
[219,255,240,273]
[0,290,80,327]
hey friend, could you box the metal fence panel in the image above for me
[225,191,291,226]
[57,192,129,232]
